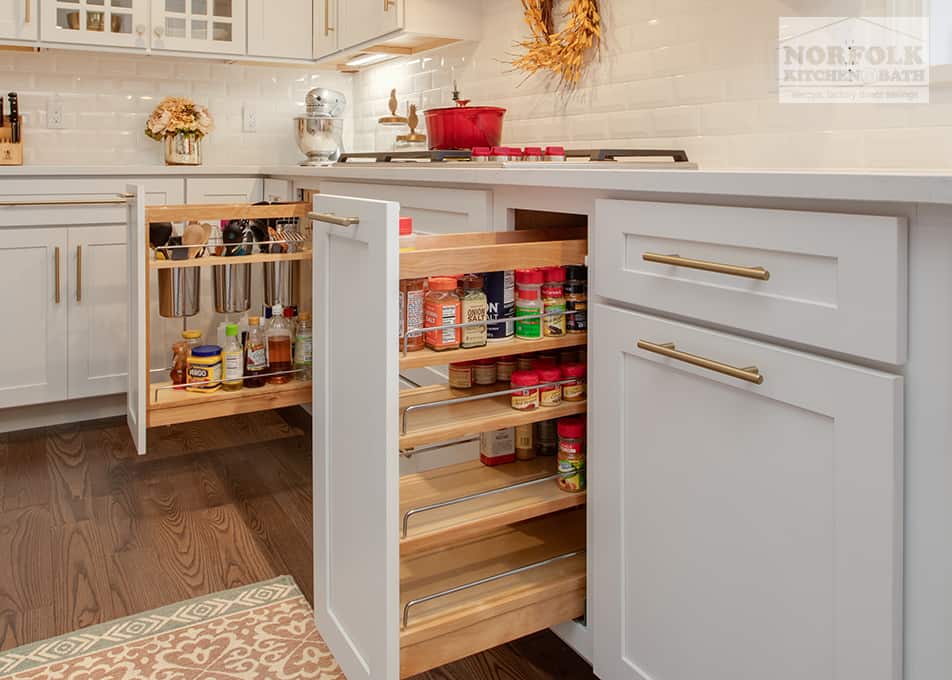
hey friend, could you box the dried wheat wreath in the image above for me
[512,0,601,85]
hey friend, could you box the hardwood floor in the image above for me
[0,410,596,680]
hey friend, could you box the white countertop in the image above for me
[3,162,952,204]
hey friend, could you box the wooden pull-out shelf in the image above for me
[399,383,586,450]
[400,333,586,370]
[147,380,311,427]
[400,458,586,557]
[399,509,586,677]
[400,227,587,279]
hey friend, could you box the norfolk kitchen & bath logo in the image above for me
[779,16,929,103]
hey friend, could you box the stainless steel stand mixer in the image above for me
[294,87,345,166]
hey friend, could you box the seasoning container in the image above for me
[266,304,293,384]
[480,428,516,466]
[448,361,474,389]
[489,146,508,162]
[294,312,313,381]
[496,356,516,383]
[399,277,426,352]
[516,356,535,371]
[473,358,497,386]
[514,268,544,340]
[458,274,488,349]
[538,367,563,407]
[561,363,586,401]
[187,345,222,393]
[244,316,268,388]
[523,146,543,162]
[559,348,581,365]
[515,424,535,460]
[532,357,558,372]
[170,341,189,389]
[508,147,524,161]
[222,324,244,392]
[472,146,492,162]
[565,265,588,334]
[510,370,540,411]
[536,418,558,456]
[424,276,461,351]
[542,266,567,336]
[399,216,416,252]
[557,417,585,492]
[484,270,515,341]
[545,145,566,162]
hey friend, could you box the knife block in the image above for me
[0,117,23,166]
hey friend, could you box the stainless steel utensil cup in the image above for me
[213,263,252,313]
[264,261,299,307]
[158,268,201,318]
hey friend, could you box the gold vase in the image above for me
[164,133,202,166]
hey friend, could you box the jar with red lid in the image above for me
[424,276,461,351]
[514,269,544,340]
[557,417,585,492]
[545,146,566,162]
[399,216,415,251]
[448,361,473,389]
[561,363,586,401]
[472,146,492,162]
[523,146,543,162]
[516,355,535,371]
[472,358,497,385]
[510,370,540,411]
[538,367,562,407]
[495,356,516,383]
[542,266,567,337]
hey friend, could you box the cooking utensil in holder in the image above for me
[213,262,252,313]
[264,260,300,307]
[0,116,23,166]
[158,267,201,318]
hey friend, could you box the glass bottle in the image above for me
[267,304,293,384]
[244,316,268,388]
[222,323,244,392]
[295,312,313,381]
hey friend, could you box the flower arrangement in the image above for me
[512,0,601,86]
[145,97,213,141]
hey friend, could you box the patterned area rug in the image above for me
[0,576,345,679]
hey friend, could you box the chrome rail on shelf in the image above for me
[401,379,578,434]
[152,369,306,402]
[399,435,479,458]
[402,549,584,628]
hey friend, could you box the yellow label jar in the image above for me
[187,345,222,393]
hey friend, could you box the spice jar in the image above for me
[473,358,497,385]
[538,367,563,407]
[516,356,535,371]
[535,419,558,456]
[170,341,189,389]
[510,370,540,411]
[480,428,515,466]
[187,345,222,393]
[565,265,588,334]
[514,269,544,340]
[515,424,535,460]
[399,277,426,352]
[424,277,461,351]
[496,356,516,383]
[557,417,585,492]
[448,361,474,389]
[484,270,515,341]
[561,363,587,401]
[542,266,567,336]
[458,274,488,349]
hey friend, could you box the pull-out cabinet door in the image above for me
[125,185,146,455]
[313,194,401,680]
[591,304,902,680]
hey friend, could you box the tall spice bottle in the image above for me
[244,316,268,388]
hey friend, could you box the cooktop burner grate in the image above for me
[337,148,691,163]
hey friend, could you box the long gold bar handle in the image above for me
[25,0,31,24]
[324,0,333,34]
[642,252,770,281]
[54,246,61,304]
[76,245,82,303]
[637,339,764,385]
[384,0,396,9]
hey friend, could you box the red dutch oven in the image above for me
[424,100,506,150]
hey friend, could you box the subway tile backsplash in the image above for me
[2,49,352,166]
[351,0,952,170]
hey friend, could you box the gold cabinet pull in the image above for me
[642,252,770,281]
[384,0,396,10]
[637,339,764,385]
[325,0,333,34]
[76,245,82,303]
[54,246,61,304]
[25,0,31,24]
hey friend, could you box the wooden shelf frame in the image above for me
[145,201,309,223]
[400,227,588,279]
[400,459,586,557]
[400,332,586,370]
[147,379,311,428]
[399,383,586,449]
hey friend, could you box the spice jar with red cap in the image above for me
[424,276,461,351]
[561,363,586,401]
[557,417,585,493]
[514,268,545,340]
[510,370,540,411]
[399,216,415,251]
[538,366,563,407]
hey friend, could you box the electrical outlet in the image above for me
[47,97,64,129]
[242,105,257,133]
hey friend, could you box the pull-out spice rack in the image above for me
[311,206,591,679]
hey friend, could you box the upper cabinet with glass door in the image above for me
[41,0,148,49]
[151,0,245,55]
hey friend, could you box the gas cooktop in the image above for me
[336,148,693,166]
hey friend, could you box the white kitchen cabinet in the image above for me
[42,0,148,50]
[591,304,903,680]
[186,176,263,204]
[338,0,402,49]
[247,0,311,60]
[313,197,589,679]
[151,0,245,55]
[0,228,68,408]
[312,0,338,58]
[0,0,38,41]
[67,225,129,399]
